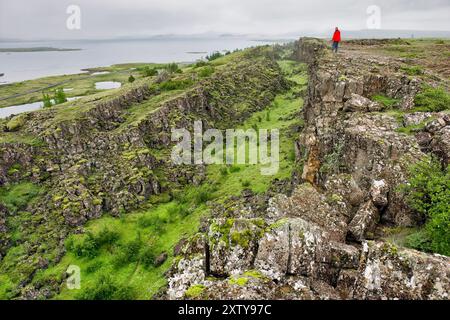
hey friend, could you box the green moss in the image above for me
[230,230,253,248]
[185,284,206,298]
[381,242,399,256]
[197,66,215,78]
[6,115,26,131]
[243,270,266,279]
[267,218,289,231]
[229,276,249,286]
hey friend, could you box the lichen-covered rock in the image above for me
[369,179,389,209]
[347,201,380,242]
[208,218,264,276]
[343,94,384,112]
[271,184,348,241]
[254,220,290,280]
[352,242,450,300]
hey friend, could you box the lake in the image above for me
[0,37,287,84]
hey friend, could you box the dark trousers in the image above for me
[332,41,339,52]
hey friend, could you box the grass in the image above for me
[400,65,424,76]
[0,181,42,213]
[371,94,400,108]
[37,200,207,300]
[0,62,163,109]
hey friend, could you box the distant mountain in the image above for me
[2,29,449,43]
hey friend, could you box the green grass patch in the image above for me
[372,94,400,108]
[401,157,450,256]
[413,87,450,112]
[27,58,308,300]
[400,65,424,76]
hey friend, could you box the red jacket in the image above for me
[332,30,341,42]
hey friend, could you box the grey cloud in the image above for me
[0,0,449,40]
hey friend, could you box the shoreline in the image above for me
[0,47,82,52]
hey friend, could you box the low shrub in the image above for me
[206,51,224,61]
[371,94,399,108]
[198,66,215,78]
[157,79,193,91]
[414,87,450,112]
[402,157,450,256]
[141,66,158,77]
[76,274,136,300]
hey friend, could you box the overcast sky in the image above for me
[1,0,449,40]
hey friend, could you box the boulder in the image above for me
[352,242,450,300]
[369,180,389,209]
[343,94,383,112]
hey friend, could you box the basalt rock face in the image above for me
[0,50,287,298]
[166,39,450,300]
[167,184,449,300]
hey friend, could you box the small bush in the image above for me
[140,247,157,269]
[193,185,216,205]
[414,87,450,112]
[164,63,181,74]
[85,261,103,274]
[166,203,188,221]
[68,232,99,258]
[198,66,215,78]
[241,180,251,188]
[66,228,119,258]
[404,229,433,253]
[120,236,143,262]
[157,79,192,91]
[141,66,158,77]
[220,167,229,176]
[229,165,241,173]
[128,75,135,83]
[42,92,53,108]
[194,61,208,68]
[53,88,67,104]
[206,51,224,61]
[76,274,136,300]
[95,228,120,247]
[171,190,189,204]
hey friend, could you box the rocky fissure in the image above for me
[166,38,449,300]
[0,49,288,298]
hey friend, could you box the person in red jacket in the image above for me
[332,27,341,53]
